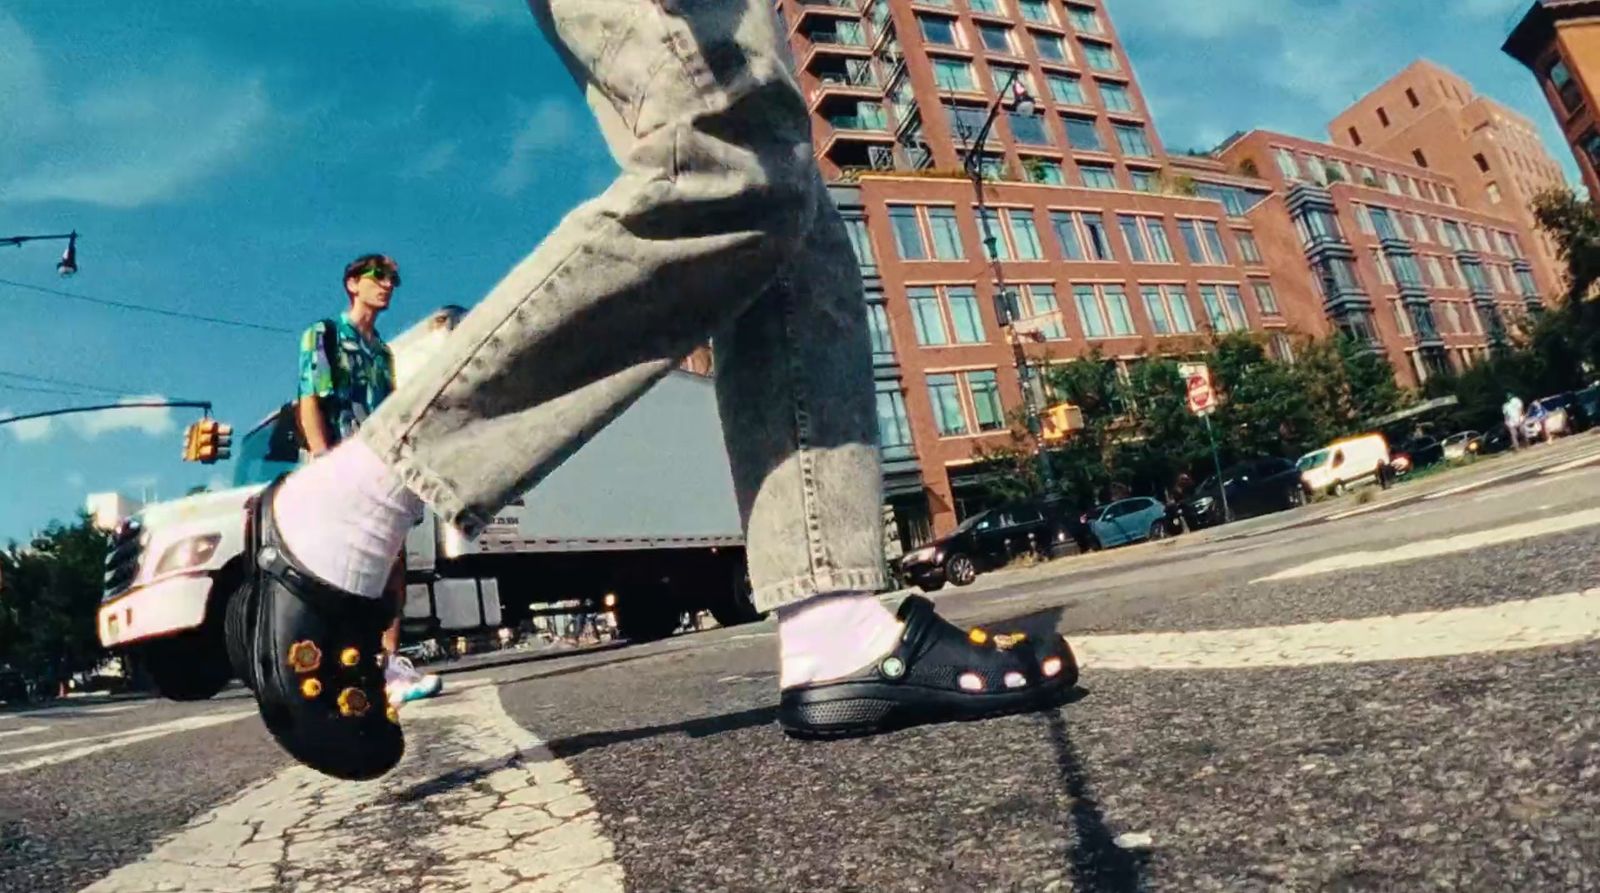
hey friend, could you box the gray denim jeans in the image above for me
[359,0,887,611]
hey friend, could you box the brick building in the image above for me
[772,1,1566,547]
[777,0,1300,544]
[1326,60,1568,288]
[1505,0,1600,200]
[1218,132,1550,386]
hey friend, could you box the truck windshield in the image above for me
[233,413,299,487]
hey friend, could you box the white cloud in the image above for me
[0,12,274,209]
[68,395,177,439]
[0,409,53,443]
[492,97,583,196]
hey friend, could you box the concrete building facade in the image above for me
[1505,0,1600,201]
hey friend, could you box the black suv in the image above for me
[1181,457,1305,529]
[896,497,1085,591]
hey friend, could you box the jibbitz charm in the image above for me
[386,706,400,725]
[339,647,361,667]
[880,656,905,679]
[337,688,370,717]
[300,678,323,699]
[993,633,1027,650]
[288,641,322,673]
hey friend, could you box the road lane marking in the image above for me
[1421,468,1533,500]
[83,684,623,893]
[1541,451,1600,476]
[1076,589,1600,671]
[1255,508,1600,583]
[0,726,45,740]
[0,711,253,776]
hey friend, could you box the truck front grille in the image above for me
[103,519,144,601]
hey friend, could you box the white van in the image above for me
[1297,434,1390,496]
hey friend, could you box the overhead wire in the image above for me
[0,276,296,334]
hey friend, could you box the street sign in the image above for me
[1178,362,1214,416]
[1011,310,1062,342]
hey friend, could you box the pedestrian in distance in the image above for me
[289,254,443,715]
[234,0,1078,781]
[1503,392,1526,451]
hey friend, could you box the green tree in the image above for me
[0,514,111,688]
[1532,187,1600,371]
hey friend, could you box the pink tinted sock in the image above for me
[777,592,904,689]
[271,438,422,599]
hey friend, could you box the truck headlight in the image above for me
[906,546,937,564]
[152,534,222,576]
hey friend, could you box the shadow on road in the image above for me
[546,705,779,759]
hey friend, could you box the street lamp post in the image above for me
[2,231,79,276]
[956,71,1056,492]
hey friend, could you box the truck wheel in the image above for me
[708,574,765,628]
[223,578,255,690]
[143,625,231,702]
[614,584,682,643]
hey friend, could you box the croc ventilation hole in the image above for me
[1004,671,1026,689]
[1042,657,1063,677]
[958,672,984,692]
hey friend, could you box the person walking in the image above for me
[1503,392,1526,450]
[292,253,443,712]
[237,0,1076,780]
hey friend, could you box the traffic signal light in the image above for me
[181,420,234,464]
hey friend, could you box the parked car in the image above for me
[1181,457,1305,529]
[896,498,1084,591]
[1477,426,1513,456]
[0,669,38,705]
[1524,394,1577,441]
[1392,435,1444,473]
[1441,430,1482,462]
[1082,497,1174,549]
[1298,433,1390,496]
[1576,385,1600,430]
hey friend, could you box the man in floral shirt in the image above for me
[297,253,440,707]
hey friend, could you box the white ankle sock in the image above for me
[777,592,904,689]
[272,438,423,599]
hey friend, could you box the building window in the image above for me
[1083,42,1118,72]
[1103,285,1135,335]
[1008,111,1051,145]
[1063,116,1102,150]
[1118,216,1147,262]
[1017,0,1053,24]
[1080,164,1118,189]
[1377,106,1390,127]
[888,206,928,260]
[1273,147,1301,180]
[1048,73,1085,105]
[1348,126,1362,146]
[932,57,975,91]
[946,102,992,143]
[1074,284,1133,337]
[842,213,876,274]
[1034,33,1068,63]
[966,370,1006,431]
[1409,212,1430,243]
[1372,249,1394,285]
[1081,212,1115,259]
[977,208,1012,260]
[926,373,969,436]
[1253,281,1281,315]
[1099,81,1134,112]
[1023,284,1067,339]
[1222,285,1249,328]
[1130,169,1157,193]
[1424,255,1448,288]
[876,381,914,458]
[1406,87,1420,108]
[1236,230,1263,264]
[1197,285,1248,332]
[1198,285,1229,332]
[969,0,1004,14]
[1177,220,1204,264]
[1024,158,1065,184]
[990,65,1035,96]
[919,16,960,47]
[1549,59,1584,113]
[1412,148,1429,168]
[926,207,966,260]
[977,23,1014,53]
[946,286,987,342]
[1143,218,1174,262]
[908,287,949,345]
[1006,209,1045,259]
[1473,152,1490,173]
[867,300,894,358]
[1200,221,1230,264]
[1139,285,1175,335]
[1269,332,1295,362]
[1114,123,1153,157]
[1069,6,1103,34]
[1051,211,1084,260]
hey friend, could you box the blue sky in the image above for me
[0,0,1580,543]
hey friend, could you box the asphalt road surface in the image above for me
[4,440,1600,892]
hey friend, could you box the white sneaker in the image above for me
[385,655,443,707]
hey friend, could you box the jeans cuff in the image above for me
[751,567,890,614]
[358,424,491,540]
